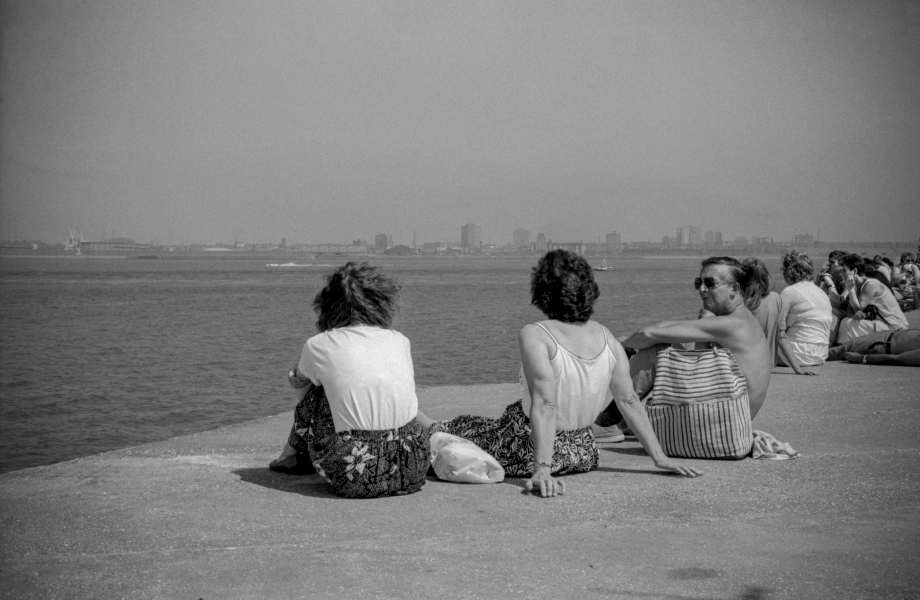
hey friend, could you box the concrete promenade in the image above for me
[2,335,919,598]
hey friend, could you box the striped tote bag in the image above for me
[645,347,753,459]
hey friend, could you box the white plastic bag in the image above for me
[429,432,505,484]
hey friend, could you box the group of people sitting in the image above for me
[268,248,916,499]
[816,250,919,366]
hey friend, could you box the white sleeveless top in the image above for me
[520,323,616,431]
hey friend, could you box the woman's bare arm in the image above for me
[605,337,703,477]
[518,325,565,498]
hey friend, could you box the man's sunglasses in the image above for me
[694,277,733,290]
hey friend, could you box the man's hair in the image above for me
[531,249,599,323]
[782,250,814,284]
[313,262,400,332]
[901,252,915,263]
[828,249,847,264]
[701,256,747,289]
[838,253,867,275]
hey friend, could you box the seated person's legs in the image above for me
[629,345,662,400]
[827,330,895,361]
[595,344,662,427]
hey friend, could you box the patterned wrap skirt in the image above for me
[287,386,429,499]
[429,400,598,477]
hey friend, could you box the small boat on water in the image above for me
[267,262,311,268]
[594,259,614,272]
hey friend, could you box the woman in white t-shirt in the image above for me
[777,250,834,368]
[269,262,429,498]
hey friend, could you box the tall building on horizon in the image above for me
[374,233,391,252]
[461,223,481,253]
[677,225,702,247]
[535,233,547,253]
[513,228,530,249]
[605,231,621,254]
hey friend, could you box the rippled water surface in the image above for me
[0,255,782,473]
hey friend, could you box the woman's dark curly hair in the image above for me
[838,253,867,275]
[313,262,400,332]
[782,249,814,284]
[530,250,599,322]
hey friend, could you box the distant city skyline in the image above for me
[5,219,914,250]
[2,2,919,246]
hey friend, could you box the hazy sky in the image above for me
[2,1,919,246]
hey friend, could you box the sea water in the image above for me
[0,255,783,473]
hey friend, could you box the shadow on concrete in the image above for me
[232,467,338,499]
[599,446,649,457]
[592,465,675,476]
[771,371,821,376]
[235,468,530,498]
[586,584,772,599]
[737,587,771,600]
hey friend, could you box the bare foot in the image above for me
[269,443,316,474]
[274,442,297,460]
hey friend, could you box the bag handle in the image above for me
[864,304,891,327]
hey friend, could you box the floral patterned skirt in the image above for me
[429,400,598,477]
[287,386,429,499]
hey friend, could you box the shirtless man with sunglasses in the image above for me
[593,257,772,436]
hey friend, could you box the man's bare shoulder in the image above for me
[709,310,762,341]
[699,311,748,333]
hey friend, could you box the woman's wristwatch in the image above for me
[535,460,552,469]
[288,367,311,389]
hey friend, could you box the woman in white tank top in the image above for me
[427,250,702,498]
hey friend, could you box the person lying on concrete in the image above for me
[825,329,920,367]
[418,250,702,498]
[269,262,430,498]
[593,257,773,451]
[836,254,908,345]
